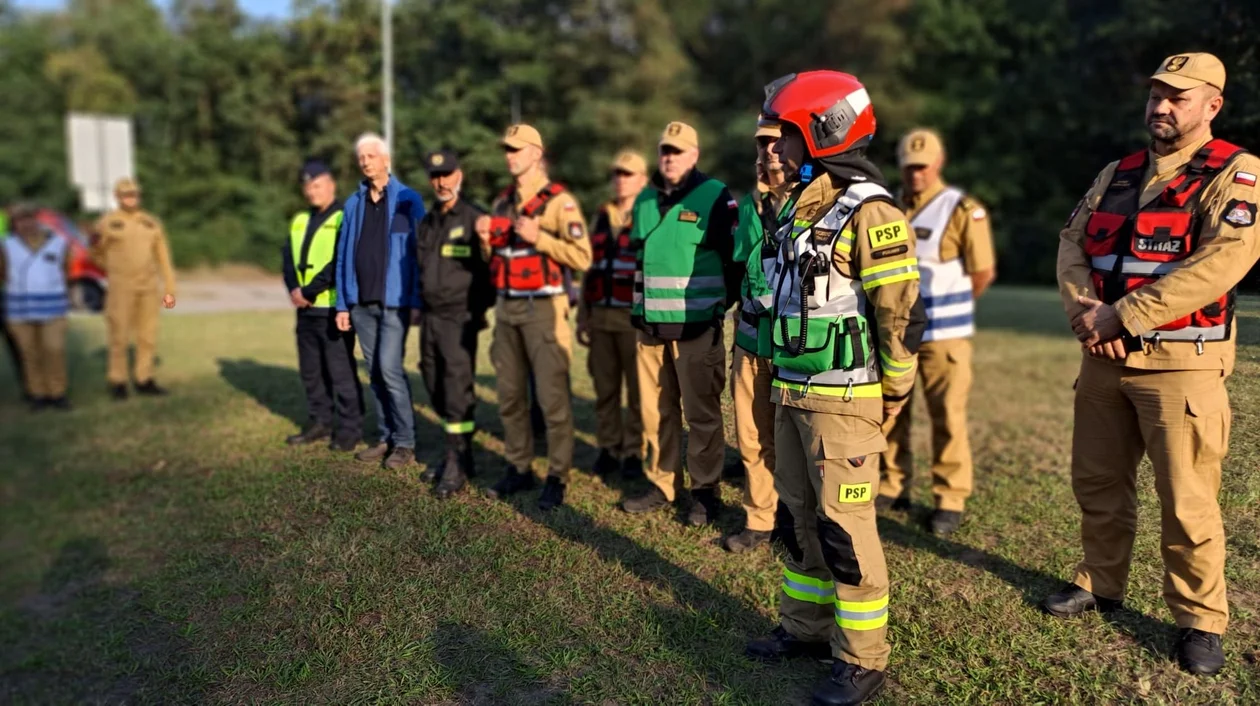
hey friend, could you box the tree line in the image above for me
[1,0,1258,285]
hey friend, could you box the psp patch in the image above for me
[838,482,872,504]
[867,220,909,248]
[1224,199,1256,228]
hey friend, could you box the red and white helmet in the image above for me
[761,71,876,158]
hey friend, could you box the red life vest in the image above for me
[583,203,636,308]
[489,182,567,298]
[1084,139,1245,346]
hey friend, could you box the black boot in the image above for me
[538,476,566,511]
[46,397,72,412]
[1041,583,1123,618]
[110,384,129,401]
[723,528,771,553]
[621,455,643,479]
[422,450,456,484]
[1175,628,1224,676]
[592,449,619,476]
[134,380,168,396]
[745,625,831,663]
[487,465,536,499]
[622,486,670,514]
[435,456,467,500]
[930,509,964,537]
[810,661,886,706]
[28,397,49,413]
[287,423,332,446]
[688,488,721,526]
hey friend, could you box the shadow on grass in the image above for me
[217,358,309,428]
[430,622,574,705]
[0,537,203,704]
[877,513,1181,662]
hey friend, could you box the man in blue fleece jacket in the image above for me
[334,133,425,470]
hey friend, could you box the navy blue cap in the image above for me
[300,159,332,183]
[425,150,460,175]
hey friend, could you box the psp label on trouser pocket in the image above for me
[838,482,872,503]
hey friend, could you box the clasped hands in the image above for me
[1072,295,1127,360]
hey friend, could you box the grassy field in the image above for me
[2,286,1259,705]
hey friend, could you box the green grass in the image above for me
[2,285,1259,704]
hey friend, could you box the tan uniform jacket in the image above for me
[92,209,177,295]
[902,180,995,273]
[1058,132,1260,373]
[488,171,592,273]
[775,173,922,420]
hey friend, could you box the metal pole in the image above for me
[382,0,394,152]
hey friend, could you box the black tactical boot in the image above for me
[592,449,619,476]
[930,509,964,537]
[435,459,467,500]
[1175,628,1225,676]
[688,488,721,526]
[622,486,670,514]
[1041,583,1123,618]
[134,380,168,396]
[537,476,566,511]
[874,494,910,512]
[329,436,358,453]
[487,465,536,499]
[723,528,771,553]
[621,455,643,479]
[745,625,832,663]
[110,384,129,401]
[286,423,332,446]
[810,661,886,706]
[47,397,72,412]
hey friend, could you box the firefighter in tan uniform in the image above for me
[577,150,648,480]
[92,177,177,398]
[743,72,925,706]
[724,117,792,553]
[1045,52,1260,677]
[878,129,996,537]
[475,124,592,511]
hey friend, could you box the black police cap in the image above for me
[425,150,461,175]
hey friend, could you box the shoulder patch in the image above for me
[1223,199,1256,227]
[1235,171,1257,187]
[569,221,586,239]
[970,207,987,221]
[867,220,909,248]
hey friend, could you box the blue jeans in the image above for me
[350,304,415,448]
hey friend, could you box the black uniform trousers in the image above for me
[421,310,482,453]
[296,311,364,441]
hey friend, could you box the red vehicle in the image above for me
[33,209,109,312]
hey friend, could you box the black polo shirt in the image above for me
[417,198,493,315]
[355,191,390,305]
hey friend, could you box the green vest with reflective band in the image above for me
[289,209,343,308]
[631,177,728,325]
[770,181,891,400]
[735,191,795,358]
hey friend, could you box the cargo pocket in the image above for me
[1184,385,1231,471]
[816,431,883,587]
[697,341,727,397]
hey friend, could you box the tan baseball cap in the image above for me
[1151,52,1226,91]
[755,114,781,139]
[610,150,647,175]
[114,177,141,194]
[500,123,545,151]
[659,121,700,151]
[897,129,945,168]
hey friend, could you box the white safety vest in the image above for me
[912,186,975,342]
[3,233,69,322]
[769,181,890,396]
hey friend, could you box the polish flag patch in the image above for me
[1235,171,1257,186]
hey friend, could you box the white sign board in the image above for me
[66,113,135,213]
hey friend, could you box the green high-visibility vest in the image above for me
[289,209,343,308]
[631,177,727,325]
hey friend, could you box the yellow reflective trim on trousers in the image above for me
[772,380,883,397]
[862,270,920,291]
[835,595,889,631]
[838,595,889,612]
[879,351,913,377]
[859,257,918,278]
[836,614,889,631]
[444,420,475,434]
[784,569,833,591]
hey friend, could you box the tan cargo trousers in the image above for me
[880,338,974,511]
[106,288,161,385]
[491,296,574,481]
[775,405,891,671]
[1070,356,1231,634]
[8,317,68,398]
[636,326,726,500]
[731,345,777,531]
[587,306,642,460]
